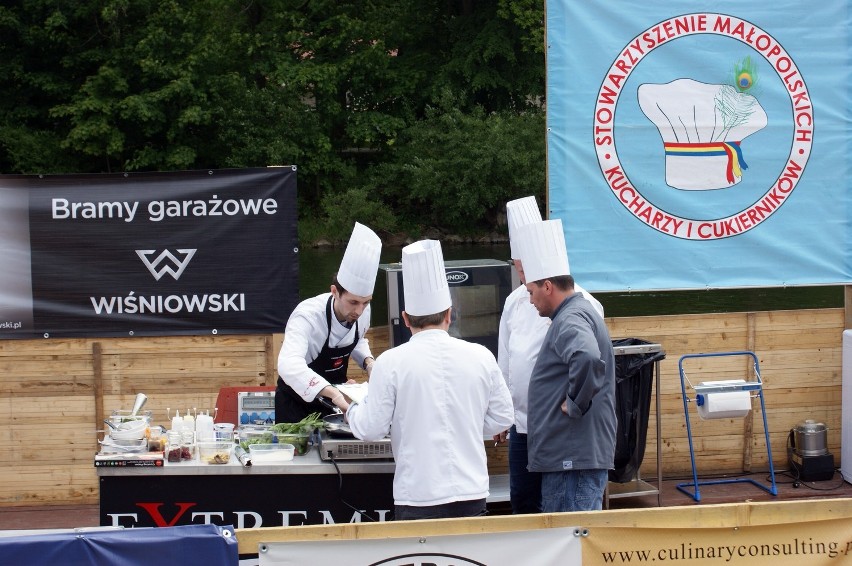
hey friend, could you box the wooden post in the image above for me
[92,342,104,451]
[845,286,852,330]
[264,334,275,386]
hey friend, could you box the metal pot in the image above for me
[791,419,828,457]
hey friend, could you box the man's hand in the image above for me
[320,385,350,412]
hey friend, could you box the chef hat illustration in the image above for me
[638,78,767,191]
[402,239,452,316]
[337,222,382,297]
[515,219,570,283]
[506,196,543,259]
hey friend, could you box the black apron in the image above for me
[275,296,359,423]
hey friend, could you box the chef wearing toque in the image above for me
[516,219,616,512]
[495,195,604,514]
[346,239,514,520]
[275,222,382,423]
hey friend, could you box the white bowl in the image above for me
[110,420,148,440]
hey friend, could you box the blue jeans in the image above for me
[508,425,542,514]
[540,469,608,513]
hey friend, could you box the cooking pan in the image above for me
[323,412,355,438]
[317,396,355,438]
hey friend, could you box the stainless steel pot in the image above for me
[791,419,828,457]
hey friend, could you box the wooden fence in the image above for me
[0,307,844,507]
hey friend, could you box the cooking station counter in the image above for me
[96,446,396,477]
[98,446,396,529]
[98,445,508,529]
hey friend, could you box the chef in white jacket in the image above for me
[346,239,514,520]
[275,222,381,423]
[494,195,604,514]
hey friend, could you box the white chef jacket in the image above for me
[497,283,603,433]
[347,328,514,507]
[277,293,373,402]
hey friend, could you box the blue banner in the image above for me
[546,2,852,291]
[0,524,238,566]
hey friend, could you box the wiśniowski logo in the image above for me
[136,249,197,281]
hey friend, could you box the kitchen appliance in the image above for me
[214,386,275,426]
[381,259,518,358]
[787,419,835,482]
[317,429,393,461]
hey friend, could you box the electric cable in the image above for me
[328,454,378,522]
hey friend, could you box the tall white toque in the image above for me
[506,195,543,259]
[516,219,571,283]
[401,239,452,317]
[337,222,382,297]
[638,78,767,191]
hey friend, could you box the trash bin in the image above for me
[609,338,666,483]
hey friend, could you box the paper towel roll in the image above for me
[697,391,752,420]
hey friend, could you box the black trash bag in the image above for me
[608,338,666,483]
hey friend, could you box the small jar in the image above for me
[166,431,183,463]
[147,427,167,453]
[180,430,196,460]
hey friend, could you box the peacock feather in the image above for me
[732,56,758,93]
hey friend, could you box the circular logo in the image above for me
[370,554,485,566]
[445,271,470,284]
[594,13,812,240]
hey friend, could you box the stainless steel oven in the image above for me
[380,259,518,358]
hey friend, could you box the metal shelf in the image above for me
[605,343,665,508]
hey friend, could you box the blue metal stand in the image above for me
[676,351,778,502]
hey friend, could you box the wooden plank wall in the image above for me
[608,308,845,477]
[0,307,844,507]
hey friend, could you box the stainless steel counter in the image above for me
[95,446,396,477]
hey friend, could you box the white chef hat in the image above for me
[401,239,452,316]
[516,219,570,283]
[337,222,382,297]
[506,196,542,259]
[638,78,767,191]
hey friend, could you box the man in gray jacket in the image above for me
[515,218,616,512]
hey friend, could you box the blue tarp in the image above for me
[0,524,238,566]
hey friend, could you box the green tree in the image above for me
[0,0,547,239]
[364,91,546,235]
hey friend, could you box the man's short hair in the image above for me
[331,274,349,296]
[531,273,575,291]
[406,308,450,329]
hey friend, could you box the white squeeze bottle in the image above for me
[171,409,183,433]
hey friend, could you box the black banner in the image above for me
[99,471,395,528]
[0,167,298,338]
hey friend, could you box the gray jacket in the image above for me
[527,293,616,472]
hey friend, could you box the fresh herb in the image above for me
[269,412,325,434]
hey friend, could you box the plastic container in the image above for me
[238,429,277,452]
[147,427,167,452]
[213,422,235,442]
[249,443,295,464]
[276,431,312,456]
[197,441,233,464]
[99,437,148,454]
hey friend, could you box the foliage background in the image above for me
[0,0,547,243]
